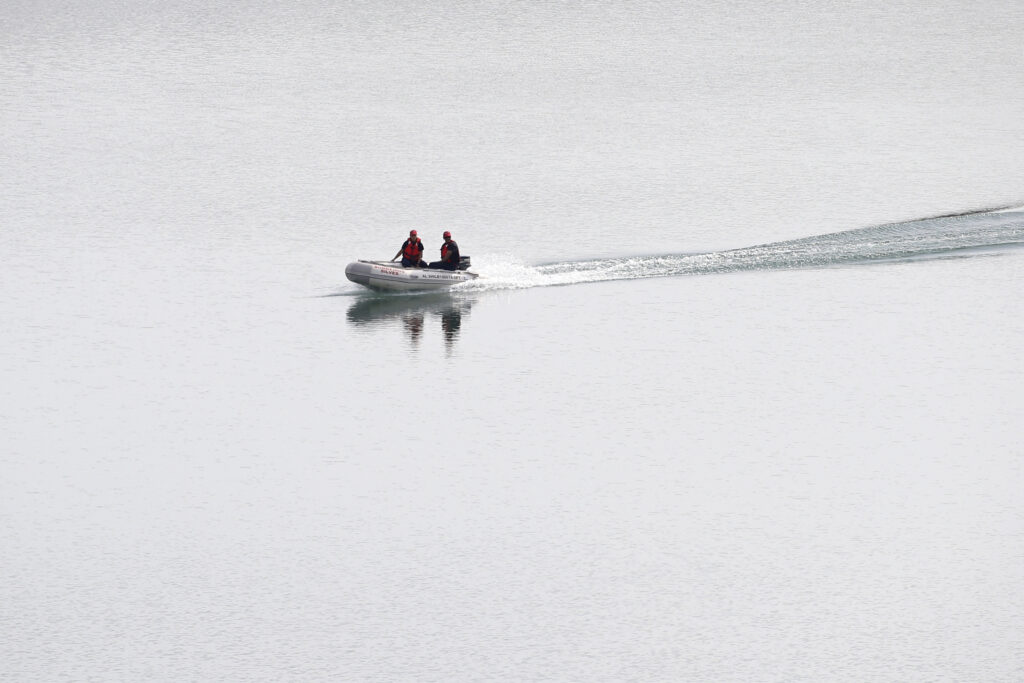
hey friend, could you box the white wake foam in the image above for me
[458,210,1024,292]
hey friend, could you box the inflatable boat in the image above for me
[345,257,478,292]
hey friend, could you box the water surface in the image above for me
[3,1,1024,680]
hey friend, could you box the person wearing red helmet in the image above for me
[428,230,460,271]
[392,229,426,268]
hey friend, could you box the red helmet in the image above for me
[409,230,417,237]
[443,231,451,238]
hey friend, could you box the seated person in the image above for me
[392,230,425,267]
[428,231,460,270]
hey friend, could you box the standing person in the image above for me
[428,231,460,270]
[392,230,426,268]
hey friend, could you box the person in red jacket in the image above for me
[428,231,460,270]
[392,230,426,267]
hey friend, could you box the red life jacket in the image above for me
[441,240,458,265]
[403,238,423,261]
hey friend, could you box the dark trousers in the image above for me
[428,261,457,270]
[401,257,424,267]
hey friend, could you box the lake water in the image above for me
[3,1,1024,680]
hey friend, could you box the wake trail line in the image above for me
[461,209,1024,292]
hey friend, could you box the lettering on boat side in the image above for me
[370,264,463,281]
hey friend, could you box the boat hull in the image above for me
[345,260,478,291]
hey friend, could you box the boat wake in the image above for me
[460,209,1024,292]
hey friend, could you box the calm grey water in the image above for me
[3,1,1024,680]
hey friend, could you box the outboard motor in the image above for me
[458,255,471,271]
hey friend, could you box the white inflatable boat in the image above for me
[345,259,478,292]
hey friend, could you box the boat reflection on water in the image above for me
[346,293,473,352]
